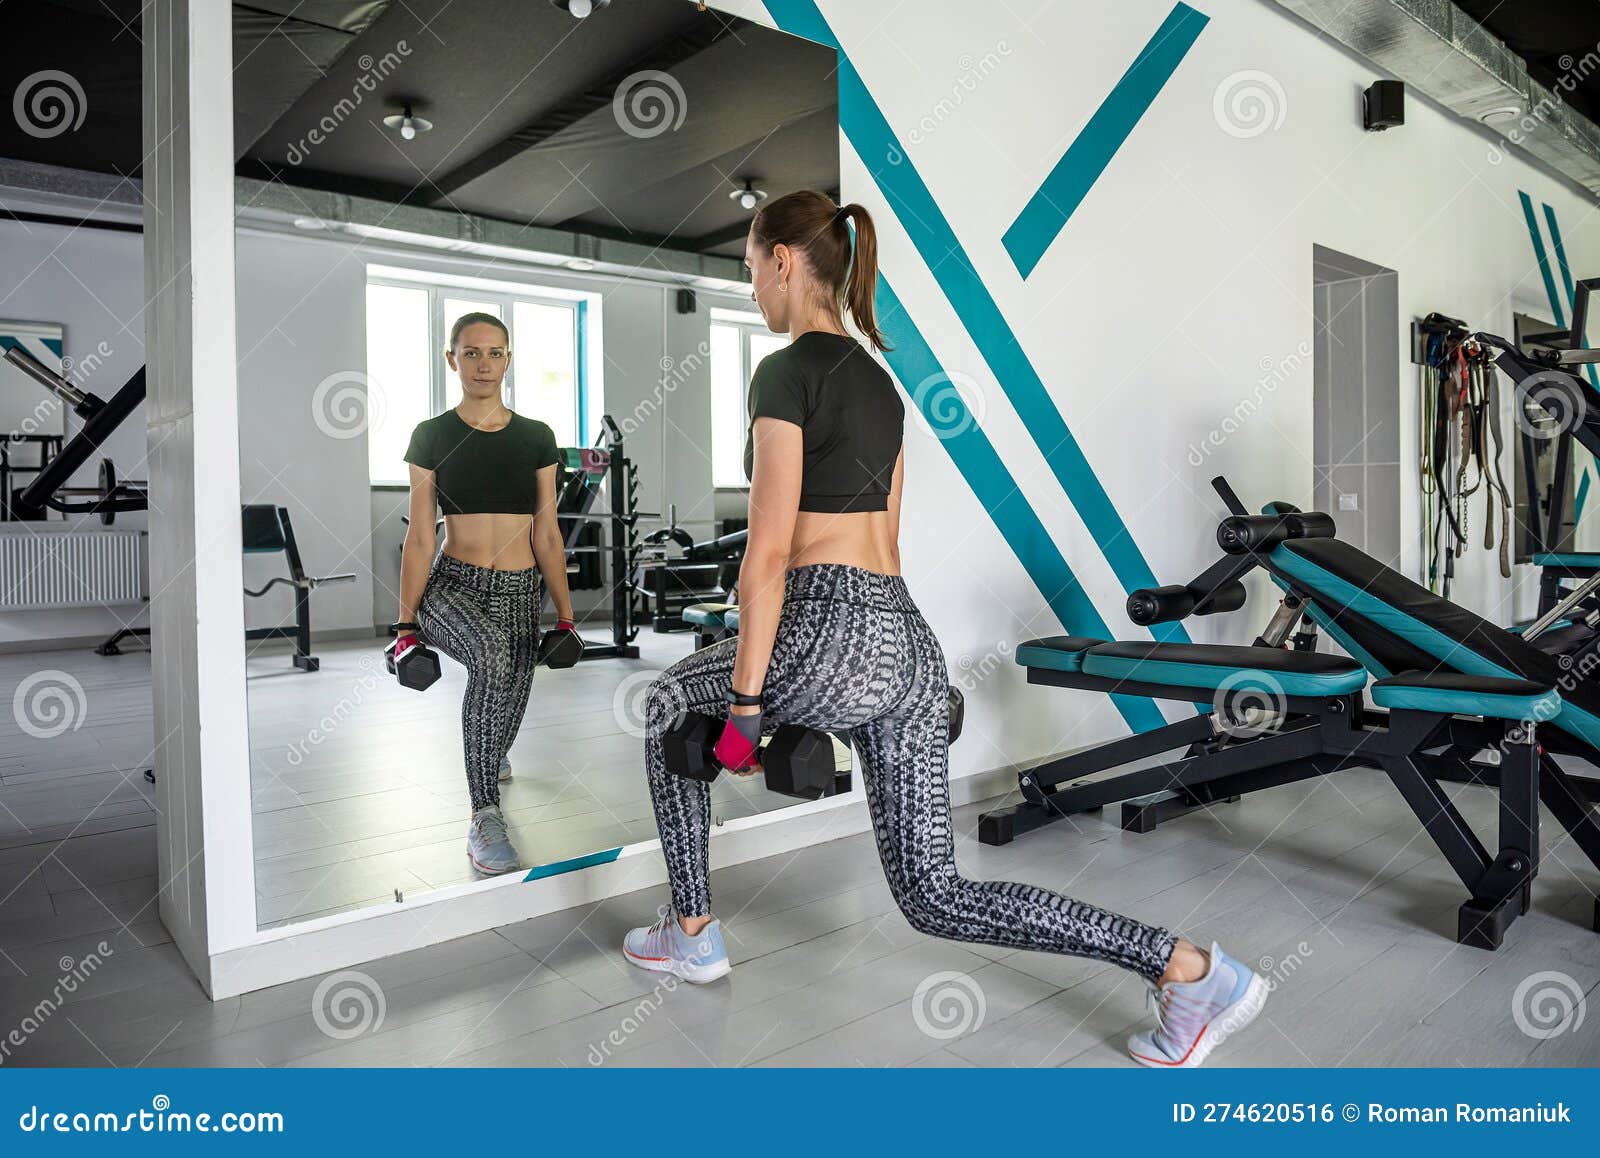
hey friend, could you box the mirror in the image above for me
[232,0,842,927]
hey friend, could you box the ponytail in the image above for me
[750,190,892,353]
[838,203,888,352]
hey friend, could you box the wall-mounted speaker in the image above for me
[675,288,697,314]
[1363,80,1404,132]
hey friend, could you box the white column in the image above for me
[143,0,253,993]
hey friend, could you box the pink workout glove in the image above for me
[715,712,763,774]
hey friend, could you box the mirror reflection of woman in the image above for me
[622,192,1268,1068]
[391,313,580,875]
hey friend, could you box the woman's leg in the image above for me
[642,637,741,918]
[419,575,514,813]
[853,621,1177,984]
[493,578,543,767]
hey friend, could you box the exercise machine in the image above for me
[979,476,1600,950]
[5,345,356,671]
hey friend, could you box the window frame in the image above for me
[710,309,787,490]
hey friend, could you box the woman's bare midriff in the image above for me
[440,512,536,570]
[785,509,899,575]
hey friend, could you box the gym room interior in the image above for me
[0,0,1597,1091]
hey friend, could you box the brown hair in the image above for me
[447,311,509,354]
[750,190,889,352]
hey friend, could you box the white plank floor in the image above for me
[1,646,1597,1067]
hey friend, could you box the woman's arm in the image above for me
[530,463,575,622]
[730,416,803,709]
[398,464,438,623]
[885,447,905,570]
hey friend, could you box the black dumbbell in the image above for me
[385,626,441,692]
[662,712,837,800]
[947,684,965,745]
[536,625,583,669]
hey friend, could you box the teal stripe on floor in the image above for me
[523,846,622,882]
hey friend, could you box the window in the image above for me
[365,274,589,485]
[710,310,791,488]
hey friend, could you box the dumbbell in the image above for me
[536,625,583,669]
[662,712,837,799]
[385,625,441,692]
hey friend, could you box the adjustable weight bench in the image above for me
[981,477,1600,950]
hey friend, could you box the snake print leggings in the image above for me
[644,563,1178,983]
[418,555,541,813]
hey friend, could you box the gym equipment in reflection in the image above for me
[4,345,356,670]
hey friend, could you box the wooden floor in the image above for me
[243,635,811,927]
[1,647,1597,1067]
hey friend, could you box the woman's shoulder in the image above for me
[511,412,555,435]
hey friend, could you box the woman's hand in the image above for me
[715,710,764,776]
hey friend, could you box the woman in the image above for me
[622,192,1266,1068]
[391,312,580,875]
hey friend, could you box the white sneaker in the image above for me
[1127,942,1267,1068]
[467,805,521,876]
[499,755,513,782]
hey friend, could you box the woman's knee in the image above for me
[890,870,964,935]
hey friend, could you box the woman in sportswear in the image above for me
[392,312,580,876]
[622,191,1266,1068]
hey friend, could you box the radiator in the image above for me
[0,531,146,609]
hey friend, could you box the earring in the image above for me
[780,282,788,293]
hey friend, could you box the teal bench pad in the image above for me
[683,603,737,630]
[1532,553,1600,570]
[1081,642,1368,697]
[1369,671,1558,720]
[1014,636,1107,673]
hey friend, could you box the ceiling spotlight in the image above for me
[729,179,768,212]
[292,216,328,231]
[382,103,433,141]
[550,0,610,16]
[1478,104,1522,124]
[565,258,596,271]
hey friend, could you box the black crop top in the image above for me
[403,410,559,516]
[743,332,904,513]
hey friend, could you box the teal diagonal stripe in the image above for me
[876,274,1168,734]
[1541,201,1600,391]
[763,0,1190,646]
[1003,3,1208,279]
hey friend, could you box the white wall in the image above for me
[709,0,1600,778]
[0,217,150,647]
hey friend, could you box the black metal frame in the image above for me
[978,476,1600,949]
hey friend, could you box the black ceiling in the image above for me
[1452,1,1600,124]
[0,0,838,259]
[6,1,1599,251]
